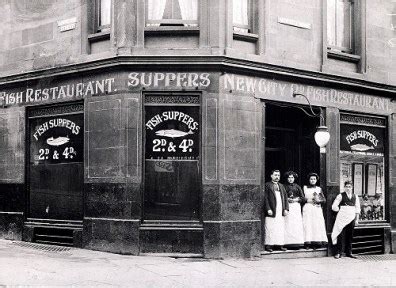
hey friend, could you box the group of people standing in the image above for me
[264,169,360,259]
[264,170,327,252]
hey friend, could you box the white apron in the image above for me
[284,202,304,245]
[265,191,285,245]
[331,206,356,245]
[303,186,328,243]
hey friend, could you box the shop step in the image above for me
[23,220,83,248]
[35,240,74,247]
[352,227,384,255]
[261,248,327,259]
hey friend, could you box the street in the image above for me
[0,239,395,287]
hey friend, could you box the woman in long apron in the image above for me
[302,172,328,249]
[284,171,305,249]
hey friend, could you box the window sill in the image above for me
[88,31,111,42]
[145,26,200,36]
[327,49,361,63]
[233,31,259,43]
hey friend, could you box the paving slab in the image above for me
[0,239,395,287]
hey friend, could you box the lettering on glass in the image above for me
[340,124,384,156]
[30,115,83,164]
[145,108,199,160]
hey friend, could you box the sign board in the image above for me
[221,74,393,115]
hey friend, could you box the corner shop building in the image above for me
[0,67,395,258]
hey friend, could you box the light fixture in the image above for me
[293,93,330,153]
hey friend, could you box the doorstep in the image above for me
[261,248,327,259]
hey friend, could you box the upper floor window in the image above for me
[233,0,251,33]
[146,0,198,27]
[97,0,111,32]
[327,0,354,53]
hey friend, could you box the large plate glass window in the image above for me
[144,94,200,220]
[339,113,387,222]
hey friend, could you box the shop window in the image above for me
[339,114,387,222]
[146,0,198,27]
[95,0,111,32]
[233,0,251,33]
[327,0,355,54]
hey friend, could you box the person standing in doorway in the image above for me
[302,172,328,249]
[331,180,360,259]
[264,169,289,252]
[284,171,305,249]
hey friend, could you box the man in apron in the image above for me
[331,181,361,259]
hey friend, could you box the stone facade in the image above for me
[0,0,394,258]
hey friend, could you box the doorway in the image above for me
[27,103,84,221]
[265,103,320,186]
[143,94,200,220]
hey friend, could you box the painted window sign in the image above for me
[145,107,199,160]
[30,114,84,164]
[340,124,384,155]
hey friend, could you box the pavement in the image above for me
[0,239,396,287]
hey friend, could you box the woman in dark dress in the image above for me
[284,171,305,249]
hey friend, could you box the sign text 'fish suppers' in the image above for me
[31,115,83,163]
[340,124,384,156]
[145,108,199,160]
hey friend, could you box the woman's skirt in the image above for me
[284,202,304,247]
[302,203,328,245]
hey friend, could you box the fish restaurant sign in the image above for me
[0,73,212,106]
[222,74,392,114]
[340,124,384,155]
[145,108,199,160]
[30,115,83,163]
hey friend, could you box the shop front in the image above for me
[221,73,394,254]
[0,68,394,257]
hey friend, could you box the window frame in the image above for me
[232,0,253,34]
[339,113,388,223]
[95,0,111,33]
[327,0,355,54]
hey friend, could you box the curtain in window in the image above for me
[337,0,352,50]
[327,0,352,51]
[179,0,198,20]
[327,0,336,46]
[100,0,111,26]
[233,0,249,27]
[148,0,167,20]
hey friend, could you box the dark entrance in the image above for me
[27,103,84,221]
[265,103,320,186]
[143,94,200,220]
